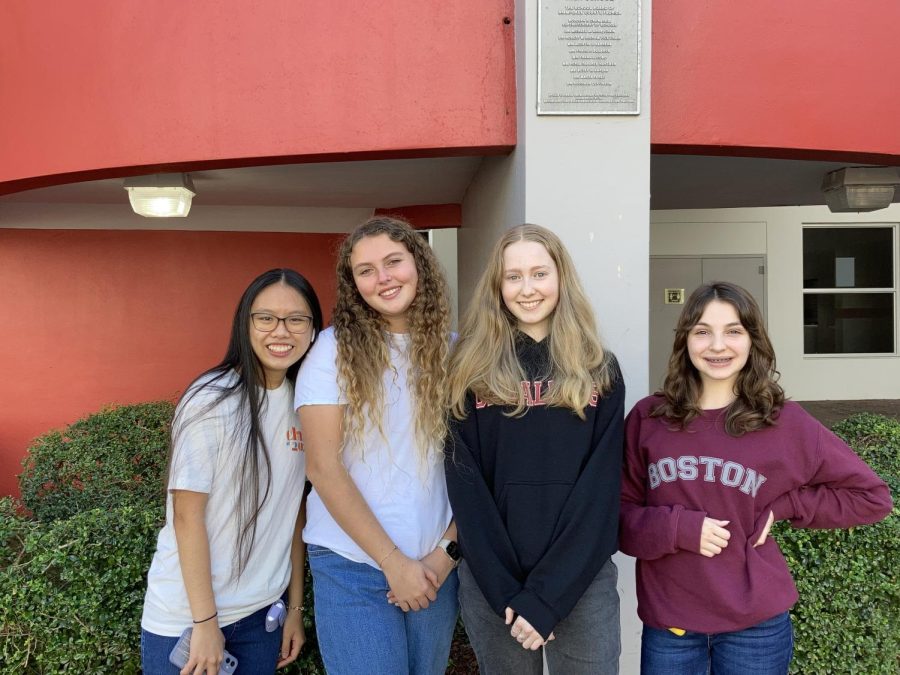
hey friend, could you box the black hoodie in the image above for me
[445,333,625,639]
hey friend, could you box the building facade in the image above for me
[3,1,899,669]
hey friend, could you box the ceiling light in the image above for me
[822,167,900,213]
[123,173,196,217]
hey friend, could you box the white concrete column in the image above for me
[459,0,651,670]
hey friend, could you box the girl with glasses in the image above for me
[141,269,323,675]
[446,224,625,674]
[620,281,892,674]
[295,216,458,674]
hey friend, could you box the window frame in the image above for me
[801,223,898,358]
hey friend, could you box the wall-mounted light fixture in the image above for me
[123,173,196,217]
[822,167,900,213]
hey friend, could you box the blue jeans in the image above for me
[141,604,282,675]
[308,544,459,675]
[641,612,793,675]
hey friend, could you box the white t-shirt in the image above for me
[142,371,305,636]
[294,327,451,568]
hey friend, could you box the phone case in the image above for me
[168,627,238,674]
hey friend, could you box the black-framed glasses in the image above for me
[250,312,313,334]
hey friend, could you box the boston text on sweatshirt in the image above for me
[620,395,893,633]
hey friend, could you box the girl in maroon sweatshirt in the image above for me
[620,281,892,675]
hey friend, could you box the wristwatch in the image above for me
[437,538,462,566]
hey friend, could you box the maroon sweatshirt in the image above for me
[620,395,892,633]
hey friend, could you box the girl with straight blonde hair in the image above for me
[446,224,625,674]
[295,216,459,675]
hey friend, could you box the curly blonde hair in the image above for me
[333,216,452,465]
[449,224,615,420]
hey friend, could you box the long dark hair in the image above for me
[652,281,784,436]
[169,268,323,577]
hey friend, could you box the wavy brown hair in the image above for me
[449,224,615,419]
[653,281,784,435]
[333,216,451,465]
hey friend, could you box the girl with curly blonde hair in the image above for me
[446,224,625,674]
[294,216,459,674]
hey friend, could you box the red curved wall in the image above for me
[0,0,516,194]
[0,230,342,497]
[652,1,900,161]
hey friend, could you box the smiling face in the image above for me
[500,240,560,342]
[687,299,752,394]
[249,282,314,388]
[350,233,419,333]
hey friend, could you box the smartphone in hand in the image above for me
[168,627,238,675]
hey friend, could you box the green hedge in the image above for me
[0,500,324,674]
[774,413,900,675]
[18,402,174,522]
[1,402,325,674]
[0,501,161,673]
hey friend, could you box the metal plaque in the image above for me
[665,289,685,305]
[538,0,641,115]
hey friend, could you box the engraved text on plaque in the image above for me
[538,0,641,115]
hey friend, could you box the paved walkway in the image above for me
[796,399,900,429]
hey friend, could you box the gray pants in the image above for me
[458,558,620,675]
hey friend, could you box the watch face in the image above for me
[445,540,461,561]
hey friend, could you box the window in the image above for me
[802,226,896,355]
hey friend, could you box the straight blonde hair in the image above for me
[449,224,615,419]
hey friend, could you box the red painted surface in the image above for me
[0,0,516,194]
[652,1,900,161]
[0,230,342,497]
[374,204,462,229]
